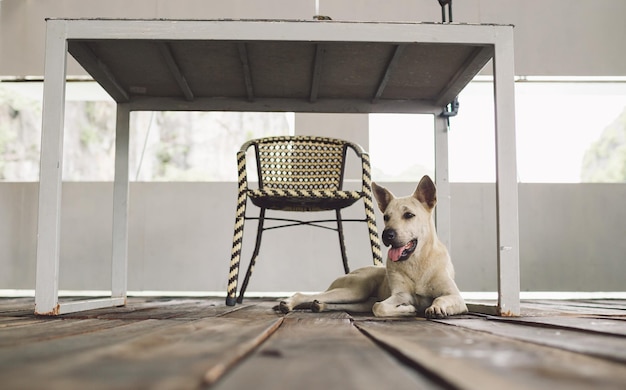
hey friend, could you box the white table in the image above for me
[35,18,519,316]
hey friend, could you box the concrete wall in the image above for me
[2,182,625,293]
[2,0,626,77]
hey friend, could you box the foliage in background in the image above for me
[581,108,626,182]
[0,84,291,181]
[0,85,42,180]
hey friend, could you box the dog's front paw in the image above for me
[425,296,468,318]
[311,300,326,313]
[373,301,416,317]
[425,304,449,319]
[372,302,387,317]
[278,301,293,314]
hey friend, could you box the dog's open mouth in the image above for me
[387,239,417,262]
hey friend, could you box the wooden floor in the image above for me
[1,297,626,389]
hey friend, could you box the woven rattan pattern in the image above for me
[256,137,345,191]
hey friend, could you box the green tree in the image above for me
[581,107,626,182]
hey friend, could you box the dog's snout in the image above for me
[382,229,396,247]
[383,229,396,240]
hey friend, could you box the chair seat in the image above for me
[248,188,362,211]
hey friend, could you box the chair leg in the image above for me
[237,208,265,304]
[227,179,249,306]
[363,191,383,266]
[227,214,245,306]
[336,210,350,274]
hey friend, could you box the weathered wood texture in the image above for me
[1,297,626,389]
[0,298,282,389]
[355,319,626,390]
[212,312,443,389]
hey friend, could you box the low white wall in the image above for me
[2,182,625,293]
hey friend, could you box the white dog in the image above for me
[278,175,467,318]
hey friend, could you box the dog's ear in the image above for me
[413,175,437,210]
[372,182,394,212]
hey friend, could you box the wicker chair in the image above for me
[226,136,384,305]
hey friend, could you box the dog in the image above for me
[278,175,468,318]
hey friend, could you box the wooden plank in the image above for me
[471,300,625,317]
[355,319,626,390]
[437,318,626,363]
[468,301,572,318]
[211,311,444,390]
[494,299,622,317]
[0,297,35,310]
[0,318,131,347]
[356,319,516,390]
[0,317,48,328]
[0,319,175,370]
[0,309,41,317]
[595,315,626,322]
[61,298,234,320]
[0,298,36,318]
[176,298,260,320]
[487,316,626,337]
[514,303,588,317]
[523,300,626,316]
[529,299,626,314]
[1,312,282,389]
[575,299,626,309]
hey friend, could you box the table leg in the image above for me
[112,105,130,301]
[35,20,68,315]
[434,114,451,250]
[493,28,521,317]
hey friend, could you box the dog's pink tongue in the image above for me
[388,246,404,262]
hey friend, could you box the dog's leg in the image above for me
[423,277,468,318]
[425,294,468,318]
[312,297,378,313]
[280,286,374,313]
[372,292,417,317]
[278,292,320,313]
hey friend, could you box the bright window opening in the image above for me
[369,79,626,183]
[0,81,294,182]
[2,79,626,183]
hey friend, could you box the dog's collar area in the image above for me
[387,239,418,262]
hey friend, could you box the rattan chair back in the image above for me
[252,136,348,191]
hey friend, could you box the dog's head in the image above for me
[372,175,437,262]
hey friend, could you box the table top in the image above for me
[54,19,506,113]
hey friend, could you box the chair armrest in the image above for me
[342,141,374,193]
[236,143,254,192]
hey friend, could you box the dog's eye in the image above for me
[383,215,390,222]
[403,212,415,219]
